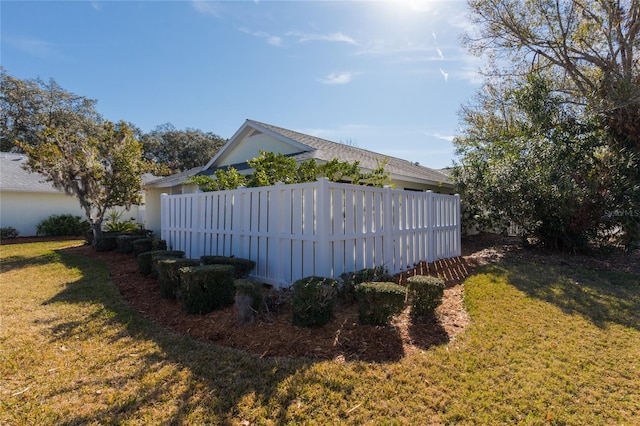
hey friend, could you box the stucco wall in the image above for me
[0,191,143,237]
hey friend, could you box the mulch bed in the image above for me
[15,233,639,363]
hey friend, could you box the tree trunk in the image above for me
[91,220,103,247]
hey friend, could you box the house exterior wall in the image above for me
[217,134,300,166]
[0,191,144,237]
[1,191,85,236]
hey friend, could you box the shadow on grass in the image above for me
[39,248,409,424]
[0,252,61,273]
[489,263,640,331]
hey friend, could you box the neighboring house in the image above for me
[145,119,454,234]
[0,152,149,236]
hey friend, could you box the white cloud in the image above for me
[7,37,60,59]
[289,31,358,46]
[192,0,221,17]
[318,72,358,85]
[239,27,282,46]
[425,132,455,142]
[436,48,444,60]
[91,2,102,12]
[440,68,449,83]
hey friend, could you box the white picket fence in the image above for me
[161,178,461,287]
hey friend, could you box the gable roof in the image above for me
[202,119,452,187]
[0,152,62,193]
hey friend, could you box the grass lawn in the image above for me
[1,241,638,425]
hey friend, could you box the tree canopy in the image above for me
[141,123,226,175]
[19,121,147,242]
[455,0,639,250]
[0,67,102,152]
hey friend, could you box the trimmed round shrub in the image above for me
[291,276,338,327]
[178,264,235,314]
[137,250,185,276]
[116,234,138,254]
[356,282,407,325]
[407,275,445,318]
[132,238,154,257]
[152,239,167,251]
[201,255,256,279]
[156,258,200,299]
[339,265,394,304]
[95,235,118,252]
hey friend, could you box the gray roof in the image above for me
[243,120,452,186]
[0,152,61,193]
[1,152,159,192]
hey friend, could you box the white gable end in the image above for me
[212,132,306,168]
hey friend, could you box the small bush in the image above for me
[178,264,235,314]
[132,238,154,257]
[95,235,118,252]
[36,214,89,236]
[201,255,256,278]
[156,258,200,299]
[116,235,138,254]
[356,282,406,325]
[234,279,265,324]
[339,265,394,304]
[291,276,338,327]
[152,239,167,251]
[407,275,445,318]
[137,250,185,276]
[0,227,19,240]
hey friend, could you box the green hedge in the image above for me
[339,265,394,304]
[201,255,256,279]
[137,250,185,276]
[95,235,118,252]
[132,238,154,257]
[116,235,139,254]
[178,264,235,314]
[407,275,445,318]
[156,258,201,299]
[291,276,338,327]
[356,282,406,325]
[235,279,265,312]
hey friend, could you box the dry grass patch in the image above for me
[1,241,638,425]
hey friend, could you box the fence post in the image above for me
[315,178,332,278]
[383,186,394,273]
[455,193,461,257]
[426,190,435,262]
[160,193,169,245]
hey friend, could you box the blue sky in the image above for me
[1,0,481,169]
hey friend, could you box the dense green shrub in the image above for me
[132,238,154,257]
[178,264,235,314]
[407,275,445,318]
[339,265,394,304]
[152,239,167,251]
[36,214,89,236]
[291,276,338,327]
[201,255,256,278]
[356,282,406,325]
[137,250,184,276]
[116,234,139,254]
[156,258,201,299]
[0,227,19,239]
[95,235,118,252]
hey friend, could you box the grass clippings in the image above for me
[1,240,638,424]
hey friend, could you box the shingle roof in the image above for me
[1,152,159,192]
[0,152,62,193]
[245,120,452,186]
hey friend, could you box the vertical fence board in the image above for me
[161,180,460,287]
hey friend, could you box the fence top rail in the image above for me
[160,179,459,200]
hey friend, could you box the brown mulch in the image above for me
[26,234,640,362]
